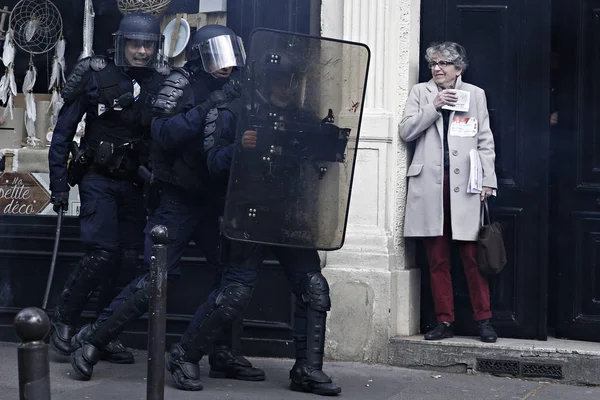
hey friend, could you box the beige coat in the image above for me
[399,77,497,241]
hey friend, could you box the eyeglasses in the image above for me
[428,61,454,69]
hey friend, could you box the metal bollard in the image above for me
[147,225,168,400]
[14,307,51,400]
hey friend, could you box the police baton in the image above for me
[42,141,79,310]
[42,206,63,310]
[147,225,168,400]
[14,307,52,400]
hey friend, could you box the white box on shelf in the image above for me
[199,0,227,13]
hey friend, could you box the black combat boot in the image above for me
[51,316,134,364]
[290,273,340,396]
[70,323,103,380]
[50,251,117,356]
[101,340,135,364]
[166,343,204,391]
[167,283,254,390]
[208,344,266,381]
[290,332,341,395]
[50,313,76,356]
[70,275,151,380]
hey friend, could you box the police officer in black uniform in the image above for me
[48,12,167,364]
[163,50,343,396]
[67,25,265,385]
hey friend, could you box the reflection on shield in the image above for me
[223,28,370,250]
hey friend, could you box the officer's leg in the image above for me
[69,192,195,380]
[273,247,341,396]
[193,219,266,381]
[95,180,146,364]
[50,172,120,356]
[166,242,263,391]
[95,248,138,364]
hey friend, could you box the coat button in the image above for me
[452,150,458,156]
[454,187,460,192]
[454,168,460,174]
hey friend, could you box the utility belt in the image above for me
[67,140,145,186]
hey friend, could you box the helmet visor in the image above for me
[114,33,163,68]
[199,35,246,73]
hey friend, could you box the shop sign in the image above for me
[0,173,51,215]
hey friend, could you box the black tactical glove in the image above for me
[222,79,242,100]
[50,191,69,213]
[209,89,228,105]
[209,79,242,105]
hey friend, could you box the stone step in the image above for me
[389,335,600,386]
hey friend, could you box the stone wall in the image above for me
[319,0,422,363]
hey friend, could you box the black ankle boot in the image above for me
[168,283,254,390]
[70,323,103,381]
[166,344,203,391]
[290,358,341,396]
[50,318,75,356]
[101,339,135,364]
[478,320,498,343]
[424,322,454,340]
[289,290,341,397]
[208,344,265,381]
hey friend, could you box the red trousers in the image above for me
[423,172,492,323]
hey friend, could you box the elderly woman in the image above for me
[399,42,498,343]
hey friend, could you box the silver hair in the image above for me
[425,42,469,70]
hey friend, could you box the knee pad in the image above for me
[301,273,331,312]
[214,284,253,324]
[61,249,119,295]
[88,248,120,267]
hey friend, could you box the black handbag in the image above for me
[476,199,507,275]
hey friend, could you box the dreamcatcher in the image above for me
[0,14,16,122]
[7,0,62,147]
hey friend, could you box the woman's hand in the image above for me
[242,130,257,148]
[481,186,493,201]
[433,90,458,110]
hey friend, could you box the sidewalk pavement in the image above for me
[1,342,599,400]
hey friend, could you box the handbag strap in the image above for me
[480,198,492,227]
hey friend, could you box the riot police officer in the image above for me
[67,25,265,385]
[48,13,168,364]
[162,47,343,395]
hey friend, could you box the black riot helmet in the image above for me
[114,13,163,68]
[256,50,306,109]
[264,51,301,89]
[186,24,246,74]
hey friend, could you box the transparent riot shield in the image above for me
[222,28,370,250]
